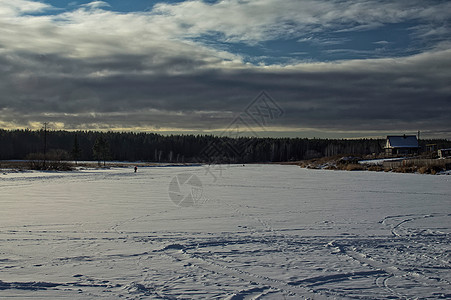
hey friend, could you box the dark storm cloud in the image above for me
[0,0,450,137]
[1,47,450,136]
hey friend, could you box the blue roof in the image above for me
[387,135,419,148]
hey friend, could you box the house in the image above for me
[425,144,437,153]
[385,135,419,155]
[438,148,451,158]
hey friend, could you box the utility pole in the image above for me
[43,122,48,169]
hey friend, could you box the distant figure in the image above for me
[134,166,138,173]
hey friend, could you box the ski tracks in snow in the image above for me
[323,213,451,299]
[2,166,450,299]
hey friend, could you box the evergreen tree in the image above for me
[1,129,450,163]
[93,135,110,166]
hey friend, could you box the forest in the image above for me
[1,129,450,164]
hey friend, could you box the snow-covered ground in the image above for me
[358,157,405,165]
[0,165,450,299]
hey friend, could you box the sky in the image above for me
[0,0,450,139]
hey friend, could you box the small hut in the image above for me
[385,135,419,155]
[438,148,451,158]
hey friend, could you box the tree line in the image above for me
[1,129,450,164]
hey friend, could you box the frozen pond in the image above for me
[0,165,450,299]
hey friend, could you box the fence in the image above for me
[383,158,451,169]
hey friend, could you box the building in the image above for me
[425,144,437,153]
[438,148,451,158]
[385,135,420,155]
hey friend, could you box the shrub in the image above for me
[430,165,444,175]
[26,149,73,171]
[346,164,366,171]
[368,165,384,172]
[26,152,46,170]
[393,166,417,173]
[418,166,429,174]
[418,165,444,175]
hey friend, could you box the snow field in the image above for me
[0,165,450,299]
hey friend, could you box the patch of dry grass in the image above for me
[345,164,366,171]
[368,165,384,172]
[418,165,444,175]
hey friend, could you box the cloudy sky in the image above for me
[1,0,450,138]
